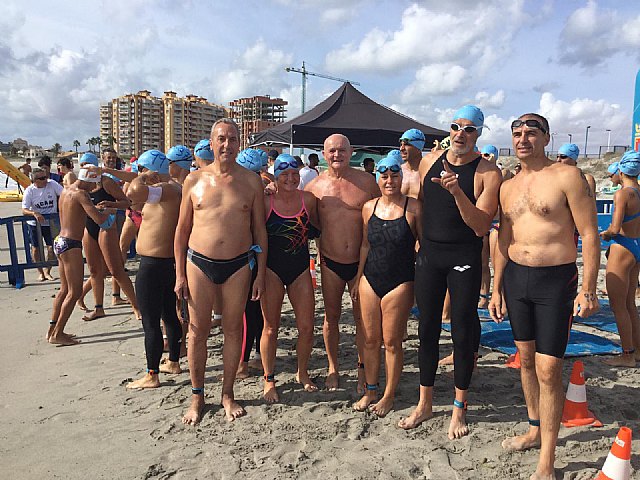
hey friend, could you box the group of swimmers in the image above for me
[41,107,640,479]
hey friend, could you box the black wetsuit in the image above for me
[86,186,115,241]
[415,152,482,390]
[363,198,416,297]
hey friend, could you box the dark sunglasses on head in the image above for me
[275,160,298,171]
[451,123,481,133]
[511,119,548,134]
[377,164,401,174]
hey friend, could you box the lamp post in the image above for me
[606,129,612,152]
[568,133,572,143]
[584,126,591,159]
[551,132,557,153]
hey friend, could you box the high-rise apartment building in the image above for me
[100,90,227,158]
[230,95,287,149]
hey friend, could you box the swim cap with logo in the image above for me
[388,149,404,163]
[137,150,169,175]
[453,105,485,136]
[194,139,214,161]
[607,162,619,175]
[619,150,640,176]
[375,152,403,182]
[557,143,580,161]
[399,128,426,151]
[273,153,299,178]
[167,145,193,170]
[79,152,99,167]
[236,149,264,173]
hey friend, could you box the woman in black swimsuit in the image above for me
[260,154,320,403]
[351,153,422,416]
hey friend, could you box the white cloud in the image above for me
[400,64,468,101]
[474,90,506,110]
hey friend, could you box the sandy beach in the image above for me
[0,187,639,479]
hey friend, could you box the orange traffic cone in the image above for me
[309,256,317,289]
[506,350,521,369]
[561,360,602,427]
[596,426,632,480]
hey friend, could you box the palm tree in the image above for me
[73,140,80,153]
[96,137,102,155]
[106,135,115,148]
[86,138,95,152]
[51,143,62,156]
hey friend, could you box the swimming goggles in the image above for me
[450,123,482,133]
[376,164,401,174]
[275,159,299,172]
[510,119,548,134]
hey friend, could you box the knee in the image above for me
[383,336,402,354]
[263,320,280,337]
[297,320,313,338]
[363,331,382,349]
[535,364,560,386]
[518,352,536,371]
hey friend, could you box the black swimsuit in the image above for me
[363,198,415,298]
[187,247,260,285]
[86,186,115,241]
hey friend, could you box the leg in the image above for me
[347,275,366,394]
[219,265,254,421]
[48,253,69,340]
[259,268,285,402]
[113,216,136,304]
[287,271,318,392]
[319,266,347,390]
[31,245,45,281]
[502,340,541,451]
[159,262,182,374]
[99,227,141,320]
[44,245,55,280]
[478,236,490,308]
[372,282,413,417]
[182,261,215,425]
[353,275,382,412]
[49,250,84,345]
[82,232,106,321]
[627,264,640,360]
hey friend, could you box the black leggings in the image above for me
[415,241,482,390]
[135,256,182,372]
[242,299,263,362]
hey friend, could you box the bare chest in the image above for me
[503,180,566,221]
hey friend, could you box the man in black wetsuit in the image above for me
[398,105,502,440]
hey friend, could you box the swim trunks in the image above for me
[53,236,83,256]
[363,197,415,298]
[503,260,577,359]
[321,255,359,283]
[187,245,261,285]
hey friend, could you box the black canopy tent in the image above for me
[249,83,448,153]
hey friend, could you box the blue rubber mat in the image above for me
[571,299,619,334]
[439,315,622,358]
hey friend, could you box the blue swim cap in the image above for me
[274,153,299,178]
[258,150,268,168]
[130,160,138,174]
[453,105,485,136]
[607,162,619,175]
[236,149,264,173]
[557,143,580,161]
[481,145,499,159]
[167,145,193,170]
[388,149,404,163]
[137,149,169,175]
[194,139,214,161]
[619,150,640,176]
[80,152,99,166]
[375,152,403,182]
[399,128,426,151]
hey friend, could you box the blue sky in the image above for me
[1,0,638,154]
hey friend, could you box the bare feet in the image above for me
[501,429,541,451]
[353,391,377,412]
[126,372,160,389]
[221,393,245,422]
[37,272,46,282]
[325,371,339,391]
[46,324,55,341]
[371,395,394,417]
[398,404,433,430]
[529,470,556,480]
[478,296,489,309]
[77,300,90,312]
[48,332,80,346]
[182,394,205,425]
[159,358,182,374]
[296,372,318,392]
[263,380,279,403]
[357,366,366,394]
[602,353,636,367]
[133,307,142,322]
[439,352,454,366]
[236,362,249,380]
[448,407,469,439]
[44,272,55,281]
[111,296,129,306]
[82,308,106,321]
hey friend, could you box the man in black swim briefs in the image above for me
[489,113,600,479]
[175,118,267,425]
[305,134,380,391]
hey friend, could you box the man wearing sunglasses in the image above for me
[175,118,267,425]
[489,113,600,479]
[304,133,380,392]
[399,128,425,199]
[400,105,501,440]
[556,143,596,196]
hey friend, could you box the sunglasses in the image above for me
[275,160,298,171]
[511,119,548,134]
[377,164,401,174]
[481,153,492,158]
[557,154,569,159]
[451,123,481,133]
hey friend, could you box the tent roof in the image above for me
[249,83,448,153]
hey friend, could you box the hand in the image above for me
[96,200,112,209]
[430,159,461,195]
[600,230,612,242]
[251,275,265,301]
[263,182,277,196]
[174,275,190,300]
[573,290,599,318]
[85,165,102,174]
[34,212,45,224]
[349,276,361,301]
[488,290,507,323]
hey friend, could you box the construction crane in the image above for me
[285,61,360,113]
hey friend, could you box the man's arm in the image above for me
[96,166,138,183]
[78,191,113,225]
[99,176,130,210]
[174,175,196,299]
[250,174,268,301]
[488,188,511,322]
[351,201,372,300]
[567,169,600,317]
